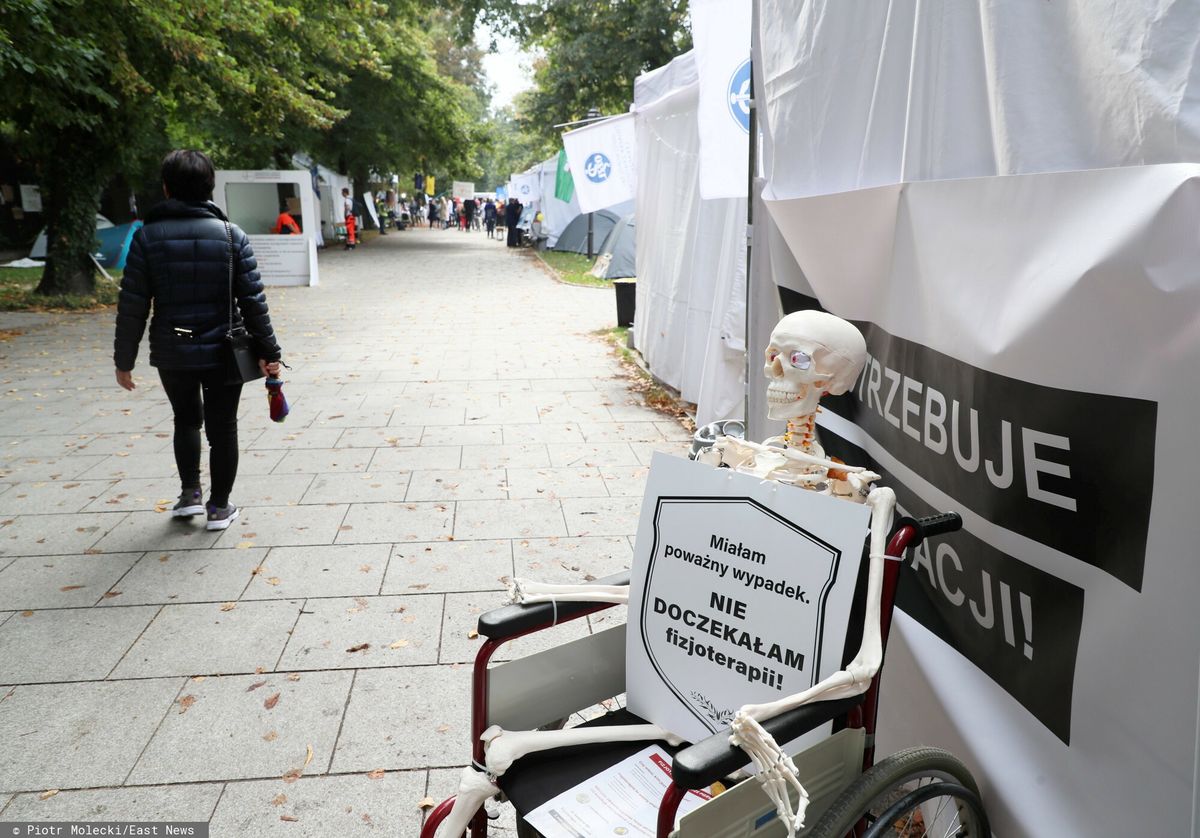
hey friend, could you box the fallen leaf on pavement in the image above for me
[282,769,302,783]
[417,797,436,810]
[236,541,254,549]
[304,744,313,767]
[388,639,409,649]
[467,629,479,639]
[280,815,299,822]
[367,768,385,780]
[263,731,279,742]
[247,680,268,692]
[264,692,281,710]
[59,585,84,592]
[177,695,196,714]
[220,602,236,611]
[436,724,450,733]
[346,643,370,653]
[271,793,287,806]
[265,577,282,586]
[39,789,59,800]
[20,610,33,617]
[285,673,301,682]
[358,564,371,573]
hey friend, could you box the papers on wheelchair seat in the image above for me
[524,745,714,837]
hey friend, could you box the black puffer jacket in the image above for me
[113,200,282,372]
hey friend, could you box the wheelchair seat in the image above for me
[498,708,682,817]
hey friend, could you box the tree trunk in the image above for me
[35,148,107,297]
[351,167,376,230]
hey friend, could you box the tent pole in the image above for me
[744,0,759,426]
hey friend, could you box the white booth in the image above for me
[213,169,320,287]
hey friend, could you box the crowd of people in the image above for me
[405,193,529,247]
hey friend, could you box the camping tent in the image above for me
[551,203,631,254]
[589,213,636,279]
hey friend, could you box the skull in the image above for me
[764,311,867,420]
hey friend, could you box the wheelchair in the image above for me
[421,512,990,838]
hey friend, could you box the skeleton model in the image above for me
[436,311,896,838]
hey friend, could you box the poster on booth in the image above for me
[452,180,475,200]
[508,171,540,204]
[562,113,637,213]
[213,170,319,287]
[626,453,870,749]
[761,164,1200,836]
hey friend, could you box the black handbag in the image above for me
[222,220,265,385]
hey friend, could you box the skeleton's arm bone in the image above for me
[432,766,501,838]
[482,723,685,776]
[729,487,896,837]
[509,579,630,605]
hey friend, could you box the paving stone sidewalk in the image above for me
[0,228,691,836]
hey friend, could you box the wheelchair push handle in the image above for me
[911,511,962,539]
[888,511,962,553]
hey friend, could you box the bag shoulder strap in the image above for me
[223,220,235,335]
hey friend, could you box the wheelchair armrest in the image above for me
[477,571,631,642]
[670,694,865,790]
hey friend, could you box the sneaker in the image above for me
[172,489,204,518]
[205,502,240,531]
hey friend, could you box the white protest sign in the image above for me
[562,113,637,213]
[627,453,869,747]
[453,180,475,200]
[691,0,751,199]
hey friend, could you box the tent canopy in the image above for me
[551,200,633,254]
[590,213,636,279]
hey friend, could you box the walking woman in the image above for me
[113,150,283,530]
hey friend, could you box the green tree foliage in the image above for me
[0,0,385,294]
[457,0,691,147]
[0,0,480,293]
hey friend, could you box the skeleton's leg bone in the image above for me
[482,724,684,776]
[716,435,877,475]
[729,488,897,837]
[509,579,629,605]
[433,765,500,838]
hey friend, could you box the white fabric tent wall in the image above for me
[534,155,581,248]
[753,2,1200,835]
[633,51,747,426]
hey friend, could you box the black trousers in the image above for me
[158,368,244,507]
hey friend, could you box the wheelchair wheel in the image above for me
[806,747,989,838]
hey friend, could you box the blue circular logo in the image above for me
[520,183,530,195]
[728,59,751,133]
[585,152,612,184]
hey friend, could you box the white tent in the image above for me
[751,2,1200,835]
[632,51,747,427]
[534,154,582,248]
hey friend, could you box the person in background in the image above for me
[341,187,357,249]
[506,197,524,247]
[497,200,507,240]
[271,201,301,235]
[113,149,283,531]
[427,198,438,228]
[483,199,497,239]
[463,197,476,232]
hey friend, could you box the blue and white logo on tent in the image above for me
[585,153,612,183]
[728,58,752,133]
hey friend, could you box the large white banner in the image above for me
[690,0,751,199]
[562,114,637,213]
[627,454,868,753]
[452,180,475,200]
[764,164,1200,836]
[508,171,540,204]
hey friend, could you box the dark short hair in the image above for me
[161,150,215,202]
